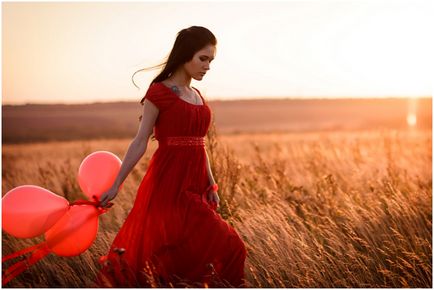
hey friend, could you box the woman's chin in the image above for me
[193,75,204,81]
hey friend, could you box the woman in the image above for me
[95,26,247,287]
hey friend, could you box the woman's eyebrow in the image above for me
[200,55,214,60]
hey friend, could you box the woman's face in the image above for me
[183,44,216,81]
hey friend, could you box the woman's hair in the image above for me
[132,26,217,107]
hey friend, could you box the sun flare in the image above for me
[406,114,417,127]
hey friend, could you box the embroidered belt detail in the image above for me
[159,136,205,146]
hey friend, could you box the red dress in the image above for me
[96,83,247,287]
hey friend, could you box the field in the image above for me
[2,122,432,287]
[3,97,432,143]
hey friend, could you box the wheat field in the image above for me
[2,126,432,287]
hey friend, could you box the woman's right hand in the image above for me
[98,186,119,208]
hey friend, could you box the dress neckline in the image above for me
[156,82,206,107]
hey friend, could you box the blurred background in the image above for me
[2,0,432,143]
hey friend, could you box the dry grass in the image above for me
[2,126,432,287]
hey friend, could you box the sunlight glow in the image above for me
[2,1,432,104]
[406,114,417,127]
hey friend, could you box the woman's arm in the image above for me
[204,149,220,208]
[99,99,159,207]
[204,149,217,186]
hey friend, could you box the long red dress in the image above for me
[96,82,247,287]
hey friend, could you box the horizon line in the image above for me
[2,95,432,106]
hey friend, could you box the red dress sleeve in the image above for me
[142,83,176,111]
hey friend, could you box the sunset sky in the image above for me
[2,0,432,104]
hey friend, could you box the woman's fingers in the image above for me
[100,199,109,208]
[207,192,220,208]
[91,193,113,209]
[99,195,109,207]
[208,192,215,202]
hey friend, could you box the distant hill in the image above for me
[2,98,431,143]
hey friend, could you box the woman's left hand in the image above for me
[207,190,220,209]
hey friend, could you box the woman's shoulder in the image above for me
[147,81,166,92]
[148,82,179,96]
[146,82,172,96]
[143,82,177,110]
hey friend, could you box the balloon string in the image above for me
[2,242,50,286]
[2,242,46,263]
[70,199,99,206]
[69,199,110,215]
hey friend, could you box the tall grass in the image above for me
[2,128,431,287]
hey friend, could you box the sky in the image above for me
[2,0,433,104]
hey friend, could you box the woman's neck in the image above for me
[167,68,192,88]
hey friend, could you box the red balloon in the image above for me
[2,185,69,238]
[78,151,122,200]
[45,205,99,257]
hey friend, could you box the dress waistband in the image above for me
[158,136,205,146]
